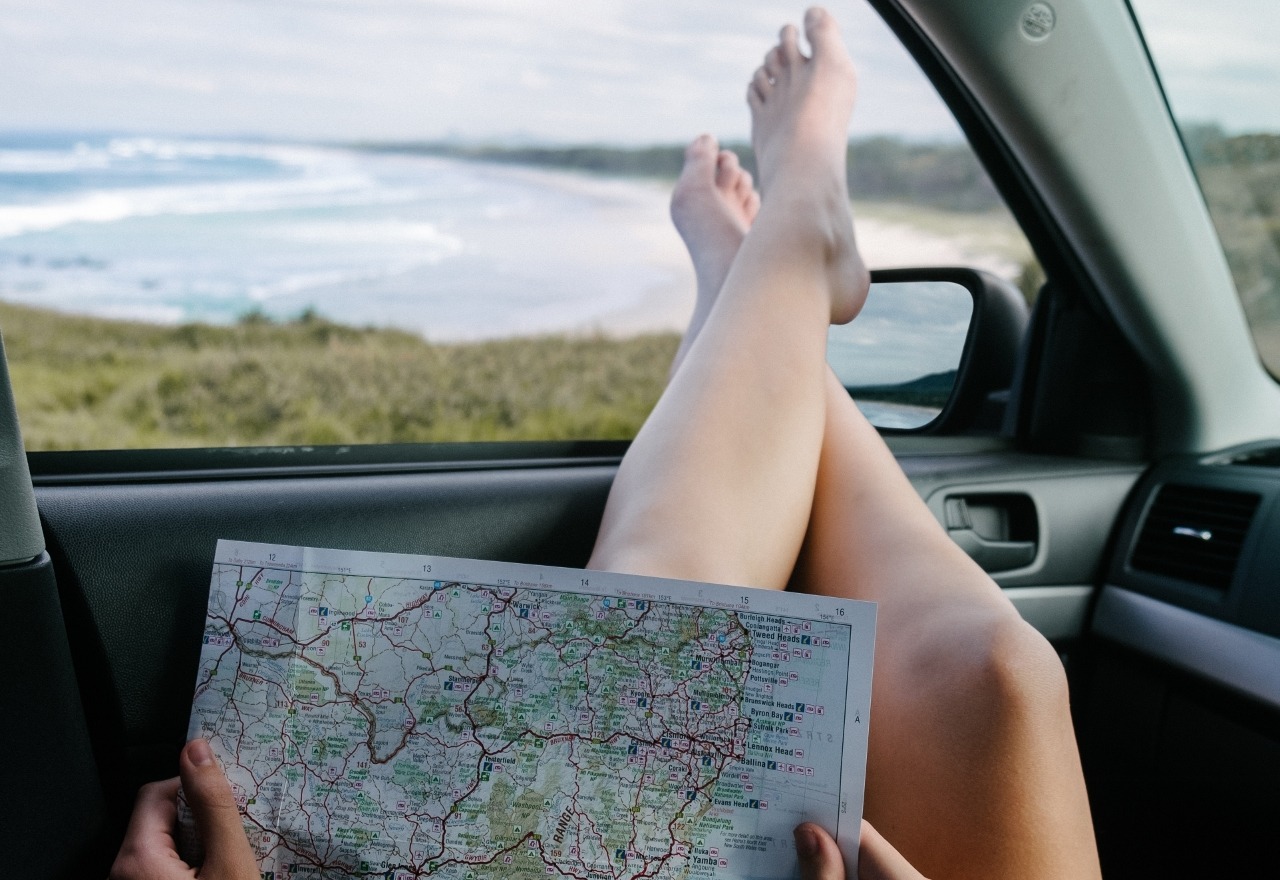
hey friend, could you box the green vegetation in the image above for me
[1182,126,1280,369]
[846,370,957,410]
[357,136,1004,213]
[0,301,678,451]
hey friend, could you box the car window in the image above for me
[0,0,1035,451]
[1129,0,1280,379]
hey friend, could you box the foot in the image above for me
[747,7,868,324]
[669,134,760,374]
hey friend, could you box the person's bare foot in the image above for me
[747,7,868,324]
[669,134,760,374]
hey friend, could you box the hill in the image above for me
[0,301,678,451]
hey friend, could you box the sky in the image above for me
[1130,0,1280,134]
[0,0,962,144]
[1,0,1274,145]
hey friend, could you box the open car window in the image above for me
[1130,0,1280,379]
[1,0,1034,450]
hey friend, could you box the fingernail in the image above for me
[794,825,819,858]
[189,738,215,766]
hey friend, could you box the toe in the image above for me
[681,135,718,178]
[715,150,741,189]
[750,67,773,102]
[779,23,801,64]
[803,7,840,55]
[674,136,718,206]
[685,133,718,162]
[734,169,754,201]
[764,46,784,81]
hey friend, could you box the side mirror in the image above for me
[827,268,1029,433]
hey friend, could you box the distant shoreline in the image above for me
[351,136,1007,214]
[0,136,1037,340]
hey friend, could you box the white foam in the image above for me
[0,136,410,238]
[0,173,403,239]
[276,221,464,256]
[102,136,357,173]
[0,147,111,174]
[0,137,354,175]
[245,256,437,302]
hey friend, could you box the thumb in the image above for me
[856,820,929,880]
[794,822,845,880]
[179,738,260,880]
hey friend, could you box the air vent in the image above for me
[1130,483,1261,591]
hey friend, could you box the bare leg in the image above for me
[657,41,1101,880]
[667,226,1100,880]
[588,7,868,591]
[669,135,759,377]
[792,381,1101,879]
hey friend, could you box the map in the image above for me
[185,540,876,880]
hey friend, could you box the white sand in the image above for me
[580,192,1030,338]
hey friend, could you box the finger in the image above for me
[125,777,182,846]
[179,739,259,879]
[794,822,845,880]
[857,820,929,880]
[109,778,182,878]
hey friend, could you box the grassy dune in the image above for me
[0,301,679,451]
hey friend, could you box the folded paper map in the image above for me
[184,540,876,880]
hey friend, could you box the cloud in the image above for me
[0,0,962,143]
[1130,0,1280,133]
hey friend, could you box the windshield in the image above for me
[1130,0,1280,379]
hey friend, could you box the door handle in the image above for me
[944,494,1038,572]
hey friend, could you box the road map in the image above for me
[185,540,876,880]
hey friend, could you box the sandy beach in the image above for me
[571,181,1032,339]
[0,137,1032,341]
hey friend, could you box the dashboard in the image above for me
[1082,443,1280,876]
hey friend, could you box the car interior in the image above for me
[2,0,1278,878]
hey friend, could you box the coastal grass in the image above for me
[0,301,679,451]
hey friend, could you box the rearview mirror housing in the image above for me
[827,267,1029,433]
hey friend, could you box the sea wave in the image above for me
[0,136,353,175]
[275,221,464,254]
[0,173,418,239]
[0,136,690,337]
[0,145,112,174]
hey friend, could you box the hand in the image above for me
[794,820,929,880]
[109,739,259,880]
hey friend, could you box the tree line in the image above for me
[354,138,1004,214]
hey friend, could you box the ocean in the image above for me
[0,133,986,431]
[0,133,690,340]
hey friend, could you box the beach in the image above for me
[0,135,1034,449]
[0,134,1030,342]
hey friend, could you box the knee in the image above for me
[972,611,1069,718]
[907,605,1070,729]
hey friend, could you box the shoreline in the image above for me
[0,150,1032,342]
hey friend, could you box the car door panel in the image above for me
[896,448,1143,641]
[31,442,1140,831]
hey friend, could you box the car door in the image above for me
[4,1,1279,879]
[881,1,1280,876]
